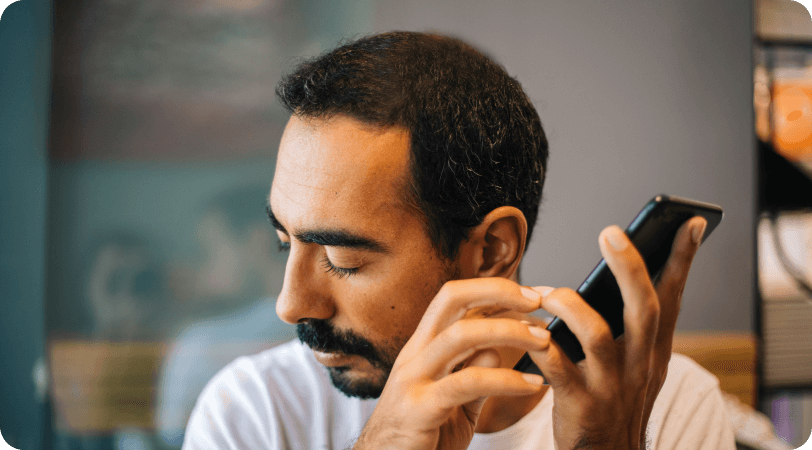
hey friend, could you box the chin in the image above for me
[327,366,389,400]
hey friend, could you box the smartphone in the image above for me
[513,194,723,376]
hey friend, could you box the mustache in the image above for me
[296,320,387,369]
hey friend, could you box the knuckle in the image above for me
[434,280,464,308]
[649,295,661,316]
[590,323,614,346]
[628,291,660,325]
[643,293,661,323]
[438,279,460,297]
[627,260,650,281]
[545,342,570,372]
[547,287,578,307]
[583,323,614,355]
[443,321,468,343]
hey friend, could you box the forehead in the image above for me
[271,115,413,232]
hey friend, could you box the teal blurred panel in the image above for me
[37,0,374,444]
[0,0,53,448]
[45,159,279,334]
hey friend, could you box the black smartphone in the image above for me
[513,194,723,376]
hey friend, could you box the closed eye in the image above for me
[276,238,358,279]
[320,255,359,279]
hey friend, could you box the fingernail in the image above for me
[535,286,555,297]
[521,286,541,301]
[522,373,545,386]
[691,219,707,244]
[605,226,628,251]
[526,324,549,341]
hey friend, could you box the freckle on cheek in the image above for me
[390,305,395,310]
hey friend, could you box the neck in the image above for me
[474,346,550,434]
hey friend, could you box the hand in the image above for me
[528,216,708,450]
[353,277,550,450]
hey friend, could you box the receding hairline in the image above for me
[287,111,403,135]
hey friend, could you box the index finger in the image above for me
[407,278,543,351]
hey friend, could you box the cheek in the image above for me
[377,267,447,338]
[335,214,451,341]
[350,283,425,340]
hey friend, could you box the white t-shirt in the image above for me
[183,340,736,450]
[155,299,295,446]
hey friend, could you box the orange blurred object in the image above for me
[49,340,166,433]
[772,81,812,162]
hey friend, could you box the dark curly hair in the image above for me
[276,31,548,260]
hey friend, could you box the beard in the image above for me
[296,262,459,400]
[296,319,398,399]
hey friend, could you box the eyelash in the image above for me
[276,239,359,279]
[320,256,359,279]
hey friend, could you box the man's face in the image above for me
[269,115,455,399]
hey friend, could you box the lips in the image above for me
[312,349,355,368]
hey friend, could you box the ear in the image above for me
[456,206,527,279]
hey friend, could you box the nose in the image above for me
[275,245,335,324]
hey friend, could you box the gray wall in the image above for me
[374,0,754,331]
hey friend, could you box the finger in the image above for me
[654,216,706,335]
[408,278,543,350]
[598,225,660,377]
[539,288,619,386]
[457,349,503,419]
[430,367,545,412]
[452,348,500,374]
[463,349,501,370]
[418,318,549,377]
[530,286,556,298]
[521,313,552,329]
[527,335,584,392]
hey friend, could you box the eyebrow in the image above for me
[266,204,391,254]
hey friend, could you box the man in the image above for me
[183,31,734,449]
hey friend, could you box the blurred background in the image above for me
[1,0,811,448]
